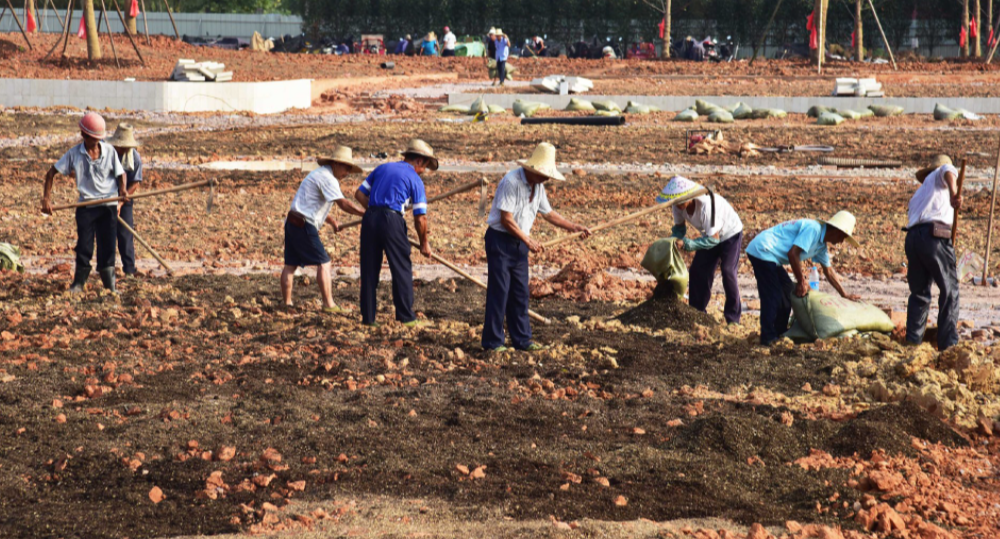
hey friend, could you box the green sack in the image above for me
[784,291,895,342]
[564,98,596,112]
[468,96,489,114]
[695,99,722,115]
[438,104,471,114]
[934,103,962,121]
[640,238,689,297]
[595,110,620,117]
[487,104,507,114]
[808,105,834,118]
[707,110,734,124]
[592,100,622,112]
[732,102,754,120]
[487,59,516,81]
[869,104,904,117]
[751,108,787,119]
[625,101,652,114]
[513,99,549,117]
[674,109,699,122]
[0,243,24,273]
[856,108,875,118]
[836,109,862,120]
[817,112,845,126]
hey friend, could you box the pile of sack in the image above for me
[674,99,786,123]
[784,291,895,342]
[809,104,904,126]
[438,95,507,115]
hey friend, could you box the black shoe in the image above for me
[69,265,90,293]
[98,267,117,293]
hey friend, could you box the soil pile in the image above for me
[532,258,651,302]
[616,283,716,331]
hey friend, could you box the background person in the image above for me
[421,32,440,56]
[107,123,143,277]
[494,29,510,86]
[442,26,457,57]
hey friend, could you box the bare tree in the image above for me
[642,0,671,58]
[855,0,864,61]
[84,0,102,59]
[26,0,37,33]
[812,0,829,65]
[963,0,969,57]
[976,0,982,56]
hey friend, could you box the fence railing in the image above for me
[0,9,303,39]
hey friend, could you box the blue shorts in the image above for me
[284,220,330,267]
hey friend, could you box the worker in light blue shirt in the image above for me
[746,212,860,345]
[355,139,437,327]
[494,28,510,86]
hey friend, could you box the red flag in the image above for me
[960,26,967,48]
[658,17,665,40]
[26,9,37,32]
[990,27,996,48]
[851,31,855,48]
[807,12,818,49]
[129,0,139,18]
[77,16,86,39]
[971,17,978,38]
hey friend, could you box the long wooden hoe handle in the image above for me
[952,159,967,244]
[339,178,485,231]
[117,215,173,274]
[50,179,216,212]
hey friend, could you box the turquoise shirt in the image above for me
[747,219,831,268]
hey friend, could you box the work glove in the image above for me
[682,236,721,252]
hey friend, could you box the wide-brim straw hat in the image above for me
[401,138,439,171]
[317,145,363,174]
[427,32,437,40]
[518,142,565,181]
[488,27,497,35]
[656,176,700,204]
[495,28,505,36]
[915,154,953,184]
[823,210,861,248]
[107,123,140,148]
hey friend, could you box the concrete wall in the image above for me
[449,93,1000,115]
[0,78,312,113]
[1,10,303,39]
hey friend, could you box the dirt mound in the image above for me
[666,411,817,464]
[828,401,968,457]
[616,284,716,331]
[532,258,651,302]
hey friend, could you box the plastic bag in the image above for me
[732,102,754,120]
[513,99,549,117]
[869,104,904,117]
[674,109,699,122]
[707,110,734,124]
[0,243,24,273]
[564,98,596,112]
[641,238,689,297]
[817,113,845,126]
[784,291,895,341]
[808,105,834,118]
[695,99,722,115]
[592,100,622,112]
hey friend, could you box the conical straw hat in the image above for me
[518,142,565,181]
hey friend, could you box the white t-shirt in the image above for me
[290,166,344,229]
[443,32,457,50]
[487,168,552,236]
[673,193,743,242]
[908,164,957,228]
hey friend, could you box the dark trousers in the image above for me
[497,60,507,83]
[688,232,743,324]
[359,207,415,325]
[442,49,456,57]
[749,254,793,345]
[116,201,137,274]
[905,224,960,350]
[482,228,532,349]
[76,206,118,272]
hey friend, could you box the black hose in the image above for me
[520,116,627,126]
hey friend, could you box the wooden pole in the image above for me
[161,0,179,39]
[983,140,1000,285]
[855,0,864,62]
[541,187,710,249]
[43,0,70,59]
[117,216,173,273]
[976,0,983,57]
[867,0,897,70]
[58,0,74,58]
[339,178,485,231]
[952,159,967,245]
[49,0,65,28]
[750,0,784,66]
[986,7,1000,63]
[407,239,551,324]
[111,0,144,65]
[50,179,214,212]
[816,0,824,74]
[100,0,119,69]
[139,0,149,45]
[5,0,34,50]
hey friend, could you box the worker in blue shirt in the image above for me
[355,139,437,327]
[107,123,143,276]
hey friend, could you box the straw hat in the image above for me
[518,142,565,181]
[317,145,363,174]
[402,139,439,171]
[107,123,140,148]
[494,28,505,36]
[656,176,700,204]
[488,28,496,35]
[823,210,860,247]
[427,31,437,40]
[915,154,953,184]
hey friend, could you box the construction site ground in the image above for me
[3,35,1000,539]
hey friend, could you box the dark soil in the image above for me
[616,283,717,331]
[827,401,970,458]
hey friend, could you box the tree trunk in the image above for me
[26,0,37,32]
[124,0,136,35]
[855,0,864,61]
[664,0,671,59]
[976,0,983,57]
[963,0,970,57]
[84,0,101,60]
[812,0,828,65]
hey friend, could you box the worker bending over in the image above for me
[107,123,143,277]
[906,155,962,350]
[746,211,860,345]
[356,139,436,327]
[41,112,127,293]
[482,143,591,352]
[658,176,744,324]
[282,146,366,313]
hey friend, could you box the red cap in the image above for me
[79,112,107,139]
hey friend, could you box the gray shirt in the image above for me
[289,165,345,229]
[486,168,552,236]
[54,142,124,206]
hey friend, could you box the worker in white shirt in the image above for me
[442,26,457,57]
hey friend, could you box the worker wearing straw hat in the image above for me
[746,211,860,345]
[494,28,510,86]
[41,112,127,293]
[421,31,440,56]
[657,176,744,324]
[905,154,962,350]
[282,145,366,313]
[482,143,591,352]
[107,123,143,277]
[355,139,437,327]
